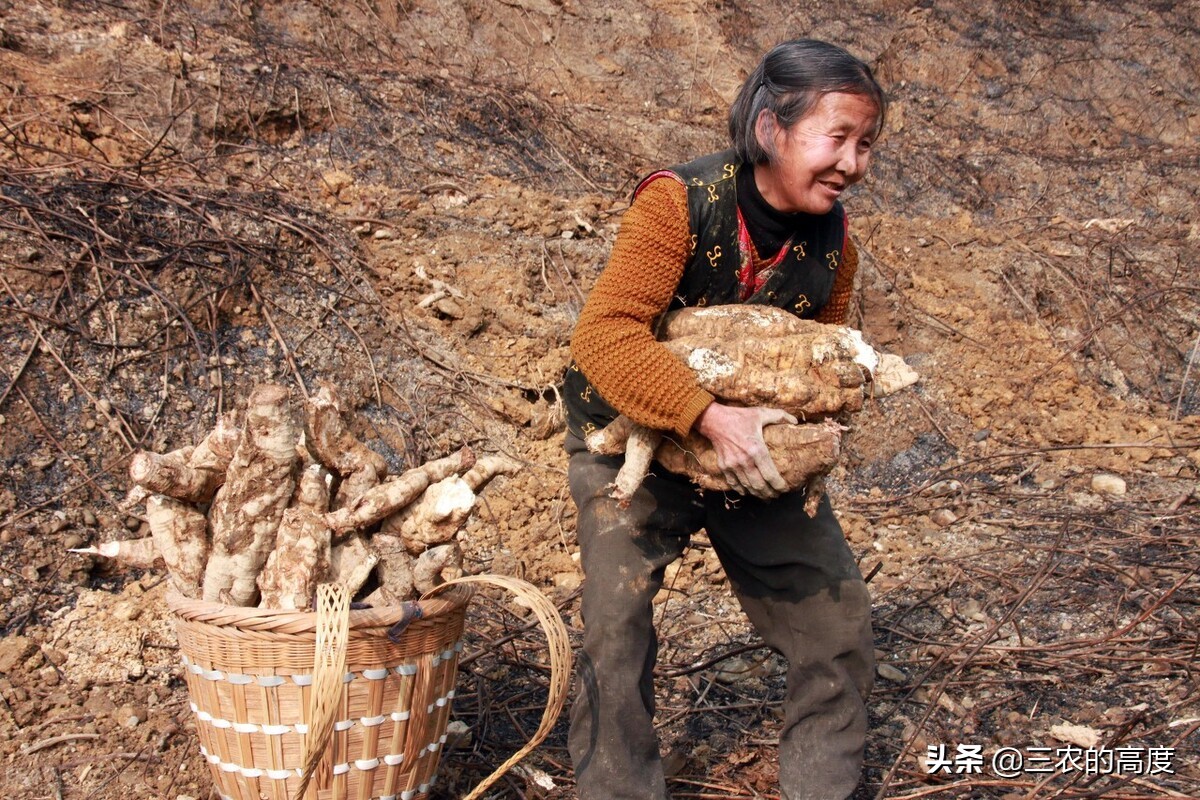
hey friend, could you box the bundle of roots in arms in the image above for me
[586,305,918,512]
[75,383,520,610]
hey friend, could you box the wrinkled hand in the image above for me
[695,403,797,500]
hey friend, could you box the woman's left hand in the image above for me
[695,402,798,500]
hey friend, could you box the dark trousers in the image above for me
[566,438,875,800]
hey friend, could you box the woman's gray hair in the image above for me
[729,39,886,165]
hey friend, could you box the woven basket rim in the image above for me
[165,584,473,634]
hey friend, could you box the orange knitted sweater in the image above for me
[571,176,859,439]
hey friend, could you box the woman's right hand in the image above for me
[695,402,797,500]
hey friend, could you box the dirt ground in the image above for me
[1,1,1197,798]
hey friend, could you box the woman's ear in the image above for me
[754,109,778,159]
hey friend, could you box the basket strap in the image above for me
[293,583,351,800]
[428,574,573,800]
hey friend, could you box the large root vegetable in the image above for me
[329,533,378,597]
[362,533,415,607]
[202,384,298,605]
[114,379,500,609]
[71,537,163,569]
[381,475,476,554]
[304,383,388,508]
[128,412,239,503]
[587,416,843,509]
[412,543,464,595]
[658,304,816,339]
[324,446,475,534]
[256,464,333,610]
[146,495,209,598]
[661,324,878,419]
[587,306,916,507]
[462,454,523,492]
[654,418,844,495]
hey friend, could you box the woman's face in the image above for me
[754,91,879,215]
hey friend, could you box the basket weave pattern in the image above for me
[170,588,471,800]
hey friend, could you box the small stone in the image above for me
[372,228,394,240]
[115,704,145,728]
[1091,474,1126,495]
[930,509,957,527]
[39,665,60,686]
[111,599,143,621]
[972,428,991,442]
[552,571,582,593]
[82,509,98,526]
[444,720,472,748]
[432,297,464,320]
[877,663,907,682]
[63,533,85,550]
[125,516,141,531]
[0,636,38,672]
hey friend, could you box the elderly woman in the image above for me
[562,39,886,800]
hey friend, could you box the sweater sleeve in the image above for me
[570,178,715,438]
[814,235,859,326]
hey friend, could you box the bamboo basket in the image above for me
[168,575,571,800]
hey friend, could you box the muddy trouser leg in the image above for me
[567,444,705,800]
[704,490,875,800]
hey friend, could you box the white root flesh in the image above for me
[324,446,475,534]
[145,495,209,598]
[872,353,921,397]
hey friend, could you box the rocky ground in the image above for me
[0,1,1197,798]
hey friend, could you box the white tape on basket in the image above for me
[190,705,306,735]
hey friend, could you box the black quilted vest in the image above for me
[563,149,846,439]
